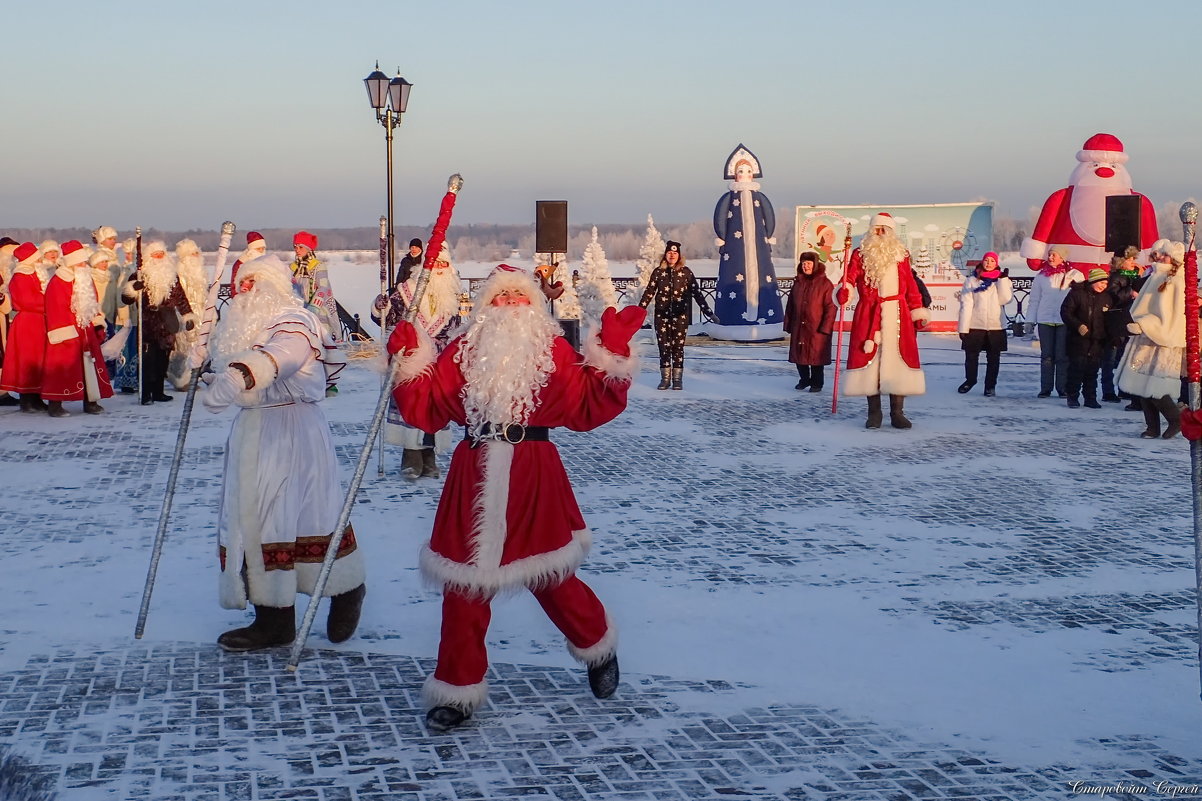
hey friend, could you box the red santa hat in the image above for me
[1077,133,1128,165]
[246,231,265,245]
[870,212,896,230]
[62,240,90,267]
[474,264,542,307]
[293,231,318,252]
[14,242,39,264]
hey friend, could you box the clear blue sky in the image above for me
[1,0,1198,230]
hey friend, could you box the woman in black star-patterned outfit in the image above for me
[638,242,714,390]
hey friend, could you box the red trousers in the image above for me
[434,573,609,689]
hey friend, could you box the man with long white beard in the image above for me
[229,231,267,296]
[389,264,644,732]
[168,238,209,389]
[835,213,930,429]
[372,241,462,479]
[41,240,113,417]
[0,243,50,412]
[121,241,195,404]
[202,254,365,652]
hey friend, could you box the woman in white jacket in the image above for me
[1028,246,1085,398]
[957,252,1014,396]
[1115,239,1186,439]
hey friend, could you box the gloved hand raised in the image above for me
[598,305,646,357]
[387,320,419,358]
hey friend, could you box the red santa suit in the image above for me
[836,223,929,397]
[390,265,642,716]
[1021,133,1158,273]
[0,244,49,394]
[41,243,114,403]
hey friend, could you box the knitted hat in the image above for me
[14,243,39,264]
[1049,245,1070,261]
[408,238,423,249]
[293,231,318,252]
[1087,268,1109,283]
[982,251,999,264]
[664,241,681,254]
[870,212,896,230]
[61,240,90,267]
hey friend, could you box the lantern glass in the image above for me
[388,75,412,114]
[364,68,389,109]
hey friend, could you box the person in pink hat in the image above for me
[41,240,114,416]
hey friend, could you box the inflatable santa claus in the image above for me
[1020,133,1158,273]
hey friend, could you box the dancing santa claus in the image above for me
[1021,133,1159,273]
[41,240,114,417]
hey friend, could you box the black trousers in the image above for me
[141,341,169,398]
[1066,355,1101,401]
[795,363,825,388]
[964,348,1001,390]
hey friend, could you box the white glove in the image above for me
[1127,322,1143,335]
[201,369,243,413]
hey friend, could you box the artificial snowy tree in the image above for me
[534,253,580,319]
[575,226,617,326]
[633,214,665,304]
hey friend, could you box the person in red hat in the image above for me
[290,231,343,396]
[834,213,930,429]
[229,231,267,296]
[40,241,114,416]
[0,243,51,412]
[1021,133,1159,275]
[0,237,20,405]
[388,264,644,732]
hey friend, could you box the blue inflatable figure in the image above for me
[710,144,784,341]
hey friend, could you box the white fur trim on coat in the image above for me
[861,340,874,354]
[230,348,278,389]
[581,329,640,383]
[422,675,489,714]
[46,325,79,345]
[1019,237,1048,261]
[566,611,618,666]
[419,529,592,599]
[910,307,931,325]
[389,324,437,388]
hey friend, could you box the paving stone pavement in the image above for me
[2,339,1201,800]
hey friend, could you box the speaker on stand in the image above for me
[535,201,578,349]
[1105,195,1142,256]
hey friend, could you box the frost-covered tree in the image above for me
[534,253,580,319]
[633,214,665,303]
[575,226,617,325]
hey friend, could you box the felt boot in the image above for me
[47,401,70,418]
[326,584,366,643]
[84,401,104,415]
[1156,396,1182,439]
[426,705,470,733]
[1139,399,1161,438]
[217,605,296,652]
[401,448,423,481]
[421,449,440,479]
[587,655,620,699]
[889,395,912,429]
[865,395,883,429]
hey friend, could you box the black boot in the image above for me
[1139,398,1161,438]
[889,395,912,429]
[808,367,824,393]
[29,394,48,411]
[217,605,296,652]
[0,393,19,406]
[671,367,683,390]
[401,448,423,481]
[1155,396,1182,439]
[47,401,70,418]
[656,368,670,390]
[587,655,620,699]
[421,449,440,479]
[426,705,470,733]
[957,380,975,394]
[865,395,883,429]
[795,365,810,391]
[18,394,43,414]
[326,584,366,644]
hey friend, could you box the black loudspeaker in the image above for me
[1105,195,1141,254]
[536,201,568,253]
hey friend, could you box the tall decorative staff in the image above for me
[377,215,389,476]
[830,220,853,414]
[134,221,237,638]
[288,174,463,671]
[134,227,143,401]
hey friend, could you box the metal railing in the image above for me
[216,284,370,343]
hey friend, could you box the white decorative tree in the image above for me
[633,214,665,303]
[534,253,580,319]
[575,226,617,327]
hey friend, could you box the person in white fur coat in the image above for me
[202,254,364,652]
[1116,239,1187,439]
[956,252,1014,397]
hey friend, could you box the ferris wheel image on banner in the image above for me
[938,226,978,270]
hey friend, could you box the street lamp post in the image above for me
[363,63,413,289]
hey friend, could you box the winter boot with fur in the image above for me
[217,605,296,652]
[656,368,671,390]
[1156,395,1182,439]
[1139,398,1161,438]
[83,401,104,415]
[889,395,912,429]
[47,401,70,418]
[865,395,883,429]
[421,449,440,479]
[588,655,620,699]
[326,583,366,643]
[671,367,683,390]
[400,448,423,481]
[426,705,471,733]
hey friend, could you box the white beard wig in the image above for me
[69,266,104,329]
[141,247,179,306]
[455,302,561,429]
[407,264,462,320]
[208,254,302,371]
[859,231,909,290]
[175,241,208,308]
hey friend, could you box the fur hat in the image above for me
[1164,241,1186,266]
[145,240,168,257]
[236,254,294,297]
[175,238,200,258]
[434,242,452,265]
[61,240,90,267]
[14,242,39,264]
[39,239,61,255]
[88,251,112,268]
[408,238,423,249]
[474,264,541,307]
[94,226,118,243]
[293,231,318,252]
[1049,245,1070,261]
[1087,268,1109,283]
[870,213,896,230]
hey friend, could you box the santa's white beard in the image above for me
[456,304,561,428]
[177,253,209,308]
[209,286,303,371]
[142,256,178,305]
[405,266,461,325]
[1069,164,1133,245]
[860,233,908,289]
[69,268,103,329]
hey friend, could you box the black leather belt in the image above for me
[465,423,550,447]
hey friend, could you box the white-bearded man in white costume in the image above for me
[203,254,365,652]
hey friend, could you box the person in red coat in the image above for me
[1020,133,1158,274]
[41,241,114,417]
[389,264,645,733]
[0,243,51,413]
[783,251,835,392]
[834,213,930,429]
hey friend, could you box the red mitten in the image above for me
[1180,408,1202,441]
[387,320,419,357]
[835,285,850,306]
[598,306,646,357]
[1026,258,1042,271]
